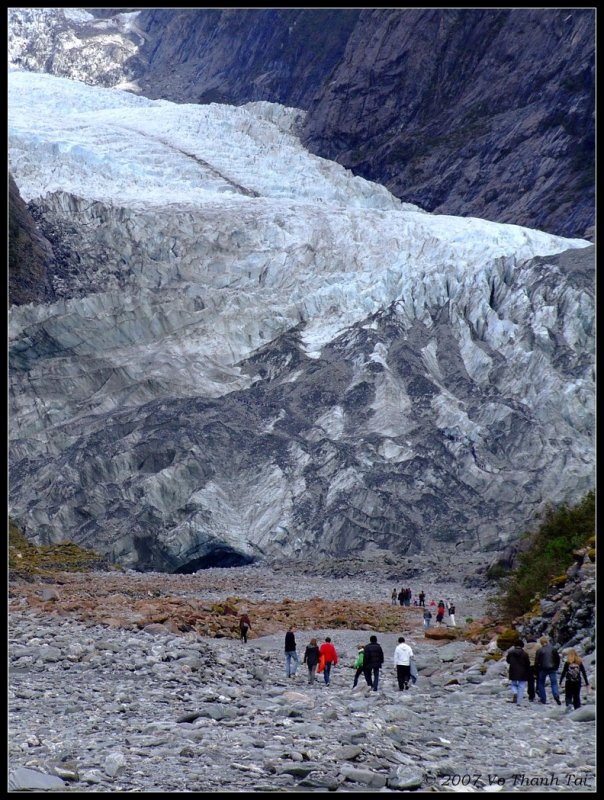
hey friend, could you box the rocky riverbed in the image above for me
[8,565,596,793]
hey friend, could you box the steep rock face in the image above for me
[302,8,595,241]
[8,174,56,306]
[8,8,594,239]
[134,8,360,108]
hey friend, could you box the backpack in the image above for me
[354,651,364,669]
[566,663,581,684]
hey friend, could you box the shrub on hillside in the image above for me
[491,490,595,622]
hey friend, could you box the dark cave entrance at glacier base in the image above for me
[174,546,255,573]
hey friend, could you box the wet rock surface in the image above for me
[9,566,596,792]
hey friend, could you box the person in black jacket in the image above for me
[303,638,320,685]
[284,626,299,678]
[560,648,590,709]
[363,635,385,692]
[505,639,532,706]
[535,635,561,705]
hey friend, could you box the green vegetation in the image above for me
[9,517,112,579]
[491,491,595,623]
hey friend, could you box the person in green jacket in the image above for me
[352,643,371,688]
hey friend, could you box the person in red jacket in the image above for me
[319,637,338,686]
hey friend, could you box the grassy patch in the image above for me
[9,518,113,579]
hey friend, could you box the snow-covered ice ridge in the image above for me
[8,71,590,360]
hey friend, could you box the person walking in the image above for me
[303,638,320,685]
[239,612,251,644]
[284,626,299,678]
[506,639,532,705]
[560,649,590,710]
[523,638,540,702]
[397,588,405,607]
[391,588,398,606]
[423,608,433,629]
[352,643,371,688]
[435,607,444,626]
[418,591,426,607]
[535,635,562,704]
[447,602,456,627]
[363,634,385,691]
[393,636,414,691]
[319,637,338,686]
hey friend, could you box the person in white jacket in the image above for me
[393,636,414,690]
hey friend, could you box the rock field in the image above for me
[8,564,596,793]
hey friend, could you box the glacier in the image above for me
[8,70,595,571]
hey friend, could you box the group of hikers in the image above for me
[506,635,590,710]
[239,613,589,710]
[241,615,417,692]
[284,626,416,692]
[393,587,416,606]
[391,590,456,628]
[392,587,428,607]
[423,599,456,627]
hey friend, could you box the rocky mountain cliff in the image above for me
[8,70,594,574]
[8,7,595,240]
[9,175,56,306]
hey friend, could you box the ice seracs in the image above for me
[8,70,594,571]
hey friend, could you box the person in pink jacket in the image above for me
[319,637,338,686]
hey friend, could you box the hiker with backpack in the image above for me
[523,638,540,701]
[560,649,590,710]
